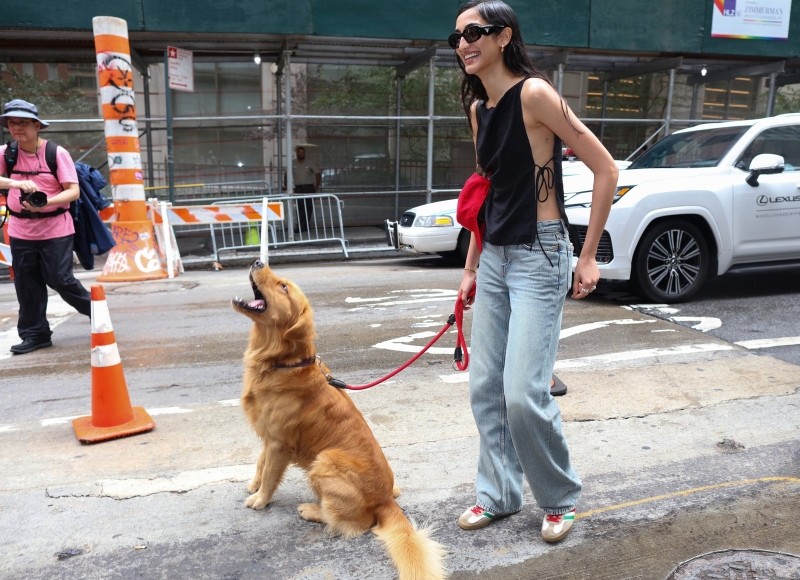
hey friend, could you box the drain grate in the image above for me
[666,549,800,579]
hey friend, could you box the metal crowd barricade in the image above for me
[209,193,348,261]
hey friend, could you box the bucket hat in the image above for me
[0,99,49,129]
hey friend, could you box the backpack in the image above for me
[1,139,69,219]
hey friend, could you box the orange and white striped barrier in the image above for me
[149,199,284,265]
[72,285,155,443]
[0,242,10,268]
[93,16,169,282]
[148,201,284,225]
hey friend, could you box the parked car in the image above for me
[565,115,800,302]
[383,159,631,263]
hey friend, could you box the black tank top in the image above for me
[476,78,569,246]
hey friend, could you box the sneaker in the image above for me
[541,508,576,542]
[10,337,52,355]
[458,505,497,530]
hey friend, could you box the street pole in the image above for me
[164,50,175,204]
[600,81,608,142]
[276,71,282,195]
[143,65,155,188]
[766,72,777,117]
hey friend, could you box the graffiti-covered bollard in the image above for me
[93,16,170,282]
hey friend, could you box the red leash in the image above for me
[326,284,476,391]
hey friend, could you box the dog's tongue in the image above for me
[249,299,265,309]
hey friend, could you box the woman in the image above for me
[452,1,618,542]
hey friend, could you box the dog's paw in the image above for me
[297,503,324,523]
[245,493,271,510]
[247,479,261,494]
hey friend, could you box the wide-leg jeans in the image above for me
[10,234,91,341]
[469,219,582,516]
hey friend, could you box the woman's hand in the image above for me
[572,255,599,299]
[458,270,477,310]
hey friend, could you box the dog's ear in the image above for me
[282,307,314,342]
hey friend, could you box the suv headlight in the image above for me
[413,215,454,227]
[564,186,633,208]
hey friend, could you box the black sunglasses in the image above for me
[448,25,504,49]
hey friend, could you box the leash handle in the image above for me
[453,282,475,371]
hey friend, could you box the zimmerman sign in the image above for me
[167,46,194,92]
[712,0,793,39]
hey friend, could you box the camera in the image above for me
[20,190,48,208]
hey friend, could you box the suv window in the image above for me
[629,126,748,169]
[735,125,800,171]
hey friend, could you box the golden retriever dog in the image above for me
[232,260,446,580]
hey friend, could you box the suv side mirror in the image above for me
[746,153,784,186]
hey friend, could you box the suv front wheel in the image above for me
[633,219,709,303]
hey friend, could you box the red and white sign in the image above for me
[167,46,194,92]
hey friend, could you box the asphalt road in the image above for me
[0,255,798,580]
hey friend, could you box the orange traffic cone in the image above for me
[72,285,155,443]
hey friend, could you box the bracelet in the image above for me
[464,267,477,273]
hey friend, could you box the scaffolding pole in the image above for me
[664,68,675,137]
[394,77,402,220]
[425,57,435,204]
[284,50,295,240]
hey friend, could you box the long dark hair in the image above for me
[456,0,575,134]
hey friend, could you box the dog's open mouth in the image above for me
[233,275,267,313]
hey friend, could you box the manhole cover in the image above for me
[666,549,800,579]
[109,281,197,295]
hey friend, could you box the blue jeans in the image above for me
[469,219,582,516]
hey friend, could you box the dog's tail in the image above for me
[373,501,447,580]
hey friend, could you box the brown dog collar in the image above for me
[272,356,318,369]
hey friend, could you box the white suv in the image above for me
[565,115,800,302]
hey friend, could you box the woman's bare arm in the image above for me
[521,80,619,298]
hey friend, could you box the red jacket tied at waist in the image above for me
[456,172,491,252]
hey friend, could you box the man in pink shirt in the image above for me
[0,99,91,354]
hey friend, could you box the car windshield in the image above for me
[629,126,749,169]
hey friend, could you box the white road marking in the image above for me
[560,318,656,339]
[439,342,737,382]
[652,329,677,333]
[629,304,681,315]
[147,407,193,416]
[40,406,192,427]
[735,336,800,349]
[373,331,453,355]
[0,425,19,433]
[669,316,722,332]
[554,343,734,369]
[370,324,382,328]
[41,415,83,427]
[0,296,76,361]
[218,399,241,407]
[347,289,458,309]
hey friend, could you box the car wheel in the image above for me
[633,219,709,303]
[455,229,470,262]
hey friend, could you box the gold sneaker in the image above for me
[541,508,576,542]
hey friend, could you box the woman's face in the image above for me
[454,8,507,76]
